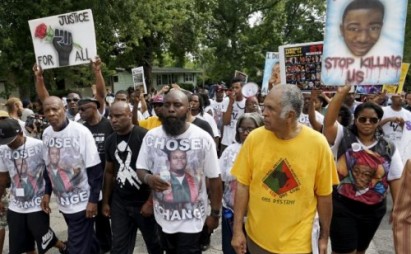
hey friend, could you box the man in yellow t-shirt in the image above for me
[231,84,338,254]
[138,95,163,130]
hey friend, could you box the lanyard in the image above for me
[12,139,26,183]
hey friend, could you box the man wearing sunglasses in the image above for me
[78,97,113,253]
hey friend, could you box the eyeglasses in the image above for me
[238,127,255,133]
[357,116,379,124]
[66,98,79,103]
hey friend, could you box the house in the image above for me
[112,67,203,93]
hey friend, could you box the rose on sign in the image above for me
[33,23,82,49]
[35,23,47,39]
[34,23,55,42]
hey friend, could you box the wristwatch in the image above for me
[210,209,221,218]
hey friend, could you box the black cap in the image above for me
[78,97,100,109]
[0,118,22,145]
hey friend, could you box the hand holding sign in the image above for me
[52,29,73,66]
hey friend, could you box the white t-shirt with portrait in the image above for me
[0,137,45,213]
[42,121,101,214]
[136,124,220,234]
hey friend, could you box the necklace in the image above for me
[236,100,245,110]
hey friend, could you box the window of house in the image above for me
[184,73,194,82]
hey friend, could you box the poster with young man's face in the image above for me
[28,9,97,70]
[261,52,280,95]
[321,0,408,86]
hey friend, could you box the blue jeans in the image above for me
[110,193,162,254]
[222,207,249,254]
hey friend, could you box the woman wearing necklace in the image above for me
[323,84,403,254]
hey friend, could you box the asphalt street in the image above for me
[2,195,395,253]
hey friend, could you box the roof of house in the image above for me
[151,67,202,74]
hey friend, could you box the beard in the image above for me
[162,115,187,136]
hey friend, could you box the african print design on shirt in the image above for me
[263,159,300,197]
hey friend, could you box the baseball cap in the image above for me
[151,95,164,104]
[77,97,100,109]
[216,85,226,92]
[0,118,22,145]
[0,110,9,118]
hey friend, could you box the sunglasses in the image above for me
[66,98,79,103]
[357,116,379,124]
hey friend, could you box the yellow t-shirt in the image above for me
[138,116,161,130]
[231,125,338,253]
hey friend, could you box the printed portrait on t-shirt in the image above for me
[336,146,389,204]
[0,139,46,211]
[160,150,200,204]
[43,136,89,208]
[143,135,212,222]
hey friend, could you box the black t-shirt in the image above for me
[192,117,214,138]
[84,117,113,166]
[105,126,149,206]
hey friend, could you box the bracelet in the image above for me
[210,209,221,218]
[143,174,151,184]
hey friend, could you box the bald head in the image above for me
[111,101,131,114]
[43,96,67,131]
[109,101,133,134]
[165,90,190,106]
[44,96,65,109]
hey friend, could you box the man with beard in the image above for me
[5,97,29,135]
[40,96,103,254]
[102,101,161,254]
[136,90,223,253]
[78,96,113,253]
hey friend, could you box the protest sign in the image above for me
[321,0,408,86]
[382,63,410,94]
[279,42,323,90]
[261,52,280,95]
[234,70,248,83]
[28,9,97,70]
[131,67,147,94]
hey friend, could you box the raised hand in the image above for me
[52,29,73,66]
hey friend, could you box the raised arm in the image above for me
[91,56,106,115]
[308,90,323,132]
[323,85,352,145]
[33,64,49,102]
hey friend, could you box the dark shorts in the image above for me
[7,210,57,254]
[330,193,386,253]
